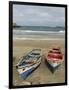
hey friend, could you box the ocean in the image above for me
[13,26,65,40]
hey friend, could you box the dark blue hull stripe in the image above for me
[20,67,35,78]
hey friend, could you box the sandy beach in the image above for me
[13,39,65,86]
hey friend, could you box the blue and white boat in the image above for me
[16,49,41,79]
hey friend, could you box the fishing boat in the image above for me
[44,47,64,73]
[16,49,41,79]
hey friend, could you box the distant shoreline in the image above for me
[13,37,65,41]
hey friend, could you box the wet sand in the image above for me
[13,39,65,86]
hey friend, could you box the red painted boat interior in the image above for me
[47,48,63,60]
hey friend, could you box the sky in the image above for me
[13,4,65,26]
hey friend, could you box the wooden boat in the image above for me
[43,47,64,73]
[16,49,41,79]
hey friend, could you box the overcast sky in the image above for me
[13,5,65,26]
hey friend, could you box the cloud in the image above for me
[13,5,65,26]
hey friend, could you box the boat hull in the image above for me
[17,61,41,79]
[45,59,62,73]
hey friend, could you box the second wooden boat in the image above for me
[43,47,64,73]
